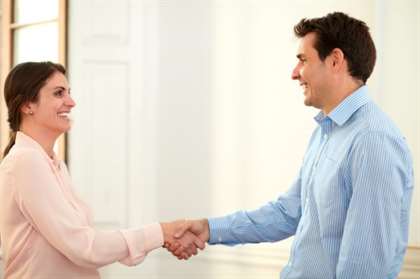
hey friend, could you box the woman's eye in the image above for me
[54,90,64,97]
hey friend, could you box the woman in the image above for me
[0,62,203,278]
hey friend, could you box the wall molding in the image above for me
[399,247,420,279]
[173,244,420,278]
[197,245,288,269]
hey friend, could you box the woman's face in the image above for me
[26,71,76,136]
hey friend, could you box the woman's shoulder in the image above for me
[1,147,47,171]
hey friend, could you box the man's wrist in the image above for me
[200,218,210,242]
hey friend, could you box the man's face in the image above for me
[291,32,332,111]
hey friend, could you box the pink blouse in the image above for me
[0,132,163,279]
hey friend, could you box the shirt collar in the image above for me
[314,85,371,126]
[15,131,61,168]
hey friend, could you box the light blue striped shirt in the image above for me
[208,86,414,279]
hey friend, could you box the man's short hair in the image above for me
[294,12,376,83]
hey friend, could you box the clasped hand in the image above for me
[160,219,209,260]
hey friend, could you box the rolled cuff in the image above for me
[208,217,234,244]
[119,223,163,266]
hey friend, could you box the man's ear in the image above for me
[329,48,345,70]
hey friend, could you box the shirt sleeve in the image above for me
[208,174,302,245]
[11,150,163,268]
[336,132,413,278]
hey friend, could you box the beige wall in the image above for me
[66,0,419,278]
[0,0,417,278]
[0,0,418,278]
[0,4,3,277]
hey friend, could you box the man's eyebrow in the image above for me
[52,86,66,90]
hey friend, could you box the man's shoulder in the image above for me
[351,102,404,139]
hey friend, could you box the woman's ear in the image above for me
[20,102,34,115]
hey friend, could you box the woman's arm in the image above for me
[11,149,163,268]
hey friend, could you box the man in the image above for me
[169,12,414,278]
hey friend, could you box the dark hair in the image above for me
[3,61,66,157]
[294,12,376,83]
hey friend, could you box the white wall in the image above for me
[67,0,419,278]
[370,0,420,245]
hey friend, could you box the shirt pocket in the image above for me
[313,154,344,208]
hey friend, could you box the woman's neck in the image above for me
[19,126,58,158]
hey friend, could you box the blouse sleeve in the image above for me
[0,236,2,261]
[11,150,163,268]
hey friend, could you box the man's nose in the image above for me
[291,65,300,80]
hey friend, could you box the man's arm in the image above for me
[169,174,303,257]
[207,187,302,246]
[337,132,413,278]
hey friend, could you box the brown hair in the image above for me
[294,12,376,83]
[3,61,66,157]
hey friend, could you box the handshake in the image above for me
[160,219,209,260]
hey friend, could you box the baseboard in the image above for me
[191,243,420,278]
[399,247,420,279]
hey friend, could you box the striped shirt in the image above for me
[208,86,414,279]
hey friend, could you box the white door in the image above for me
[68,0,162,277]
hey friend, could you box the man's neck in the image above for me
[322,79,364,115]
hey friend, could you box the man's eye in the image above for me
[54,91,64,97]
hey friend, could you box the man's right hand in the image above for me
[166,219,210,259]
[175,219,210,242]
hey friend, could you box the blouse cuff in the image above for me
[142,223,164,251]
[119,223,163,266]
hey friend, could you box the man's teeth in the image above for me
[58,112,70,117]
